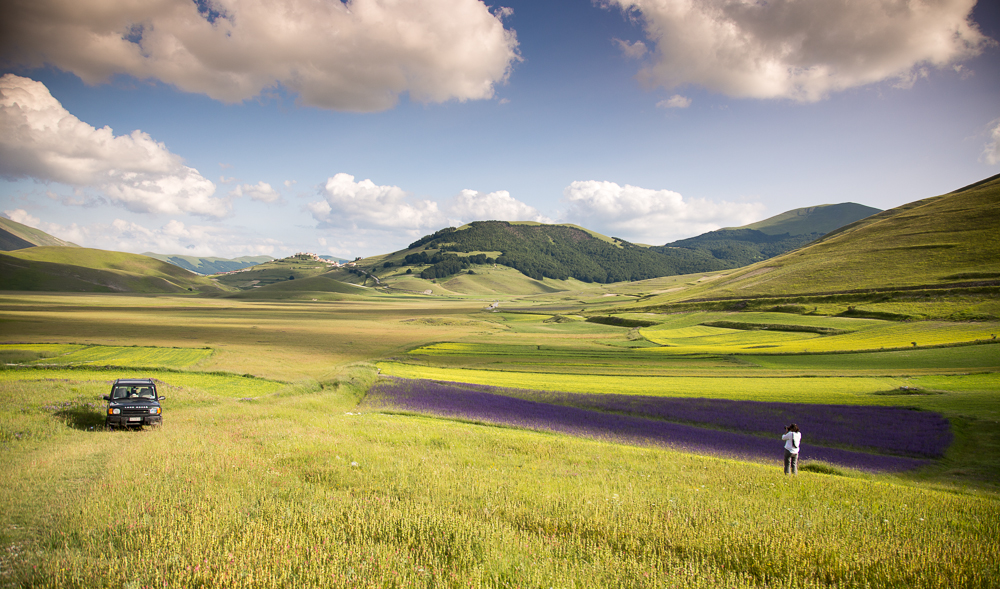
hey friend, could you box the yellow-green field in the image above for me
[1,343,212,368]
[2,291,999,588]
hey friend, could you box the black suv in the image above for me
[103,378,165,429]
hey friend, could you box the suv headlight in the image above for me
[109,408,121,415]
[150,407,160,415]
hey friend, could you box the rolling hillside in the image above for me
[142,252,273,275]
[0,247,231,293]
[213,253,343,289]
[740,202,881,236]
[649,174,1000,302]
[224,275,376,301]
[0,217,79,250]
[650,203,881,269]
[362,205,879,289]
[320,205,882,296]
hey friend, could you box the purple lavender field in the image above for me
[365,377,943,472]
[443,382,953,459]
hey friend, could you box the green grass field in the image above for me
[3,367,999,588]
[1,343,213,369]
[1,289,999,587]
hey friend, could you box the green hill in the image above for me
[384,221,726,284]
[375,205,880,289]
[649,203,881,270]
[224,275,376,300]
[739,202,881,236]
[0,217,79,250]
[213,253,344,289]
[142,252,273,275]
[662,174,1000,301]
[0,247,230,293]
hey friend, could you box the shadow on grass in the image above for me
[799,462,849,476]
[47,401,106,431]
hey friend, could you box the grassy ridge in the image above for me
[0,247,229,293]
[0,217,79,249]
[142,252,273,275]
[740,202,881,236]
[672,176,1000,299]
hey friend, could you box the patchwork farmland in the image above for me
[2,178,1000,587]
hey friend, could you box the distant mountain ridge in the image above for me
[0,217,79,250]
[649,203,881,270]
[142,252,274,275]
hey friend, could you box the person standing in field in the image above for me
[782,423,801,475]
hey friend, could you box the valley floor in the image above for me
[1,292,998,587]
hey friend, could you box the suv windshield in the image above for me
[111,386,157,400]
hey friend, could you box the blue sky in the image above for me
[1,0,998,260]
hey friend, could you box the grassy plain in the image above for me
[1,290,999,587]
[3,369,999,588]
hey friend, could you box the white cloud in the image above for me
[982,119,1000,166]
[562,180,765,244]
[231,181,281,203]
[4,208,40,227]
[0,0,520,112]
[309,173,446,230]
[0,74,227,217]
[657,95,690,109]
[447,189,551,224]
[306,175,557,254]
[614,38,648,59]
[17,215,282,258]
[604,0,993,101]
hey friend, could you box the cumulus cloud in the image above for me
[982,119,1000,166]
[0,74,227,217]
[308,173,446,230]
[657,94,690,109]
[562,180,765,244]
[5,213,282,258]
[604,0,993,101]
[306,174,556,253]
[231,181,281,203]
[615,38,648,59]
[447,189,551,224]
[105,218,281,257]
[4,208,40,227]
[0,0,520,112]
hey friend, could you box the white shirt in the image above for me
[782,431,801,454]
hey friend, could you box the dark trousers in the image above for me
[784,450,798,474]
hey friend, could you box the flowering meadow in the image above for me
[2,292,999,588]
[3,368,1000,588]
[364,377,936,472]
[389,379,953,458]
